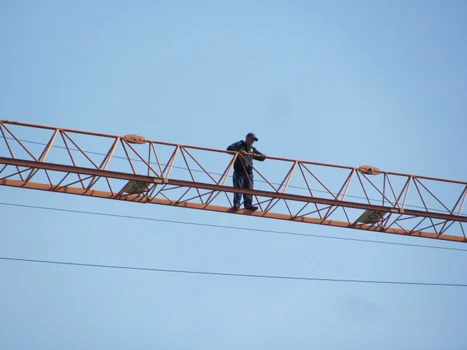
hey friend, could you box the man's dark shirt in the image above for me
[227,140,265,174]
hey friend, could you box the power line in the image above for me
[0,256,465,287]
[1,136,453,214]
[1,201,466,252]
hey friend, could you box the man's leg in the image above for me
[232,171,243,209]
[243,173,257,210]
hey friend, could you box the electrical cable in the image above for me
[0,256,465,287]
[1,201,466,252]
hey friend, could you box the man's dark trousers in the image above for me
[233,171,253,207]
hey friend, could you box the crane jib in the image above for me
[0,120,466,243]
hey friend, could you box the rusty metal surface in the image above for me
[1,120,466,242]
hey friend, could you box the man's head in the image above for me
[245,133,258,146]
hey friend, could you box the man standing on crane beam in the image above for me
[227,133,266,211]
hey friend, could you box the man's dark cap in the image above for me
[246,133,258,141]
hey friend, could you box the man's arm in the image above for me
[252,147,266,161]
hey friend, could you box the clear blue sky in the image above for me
[1,1,467,349]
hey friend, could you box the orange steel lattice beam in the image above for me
[0,120,466,243]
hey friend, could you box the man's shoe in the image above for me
[245,205,258,211]
[233,204,240,210]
